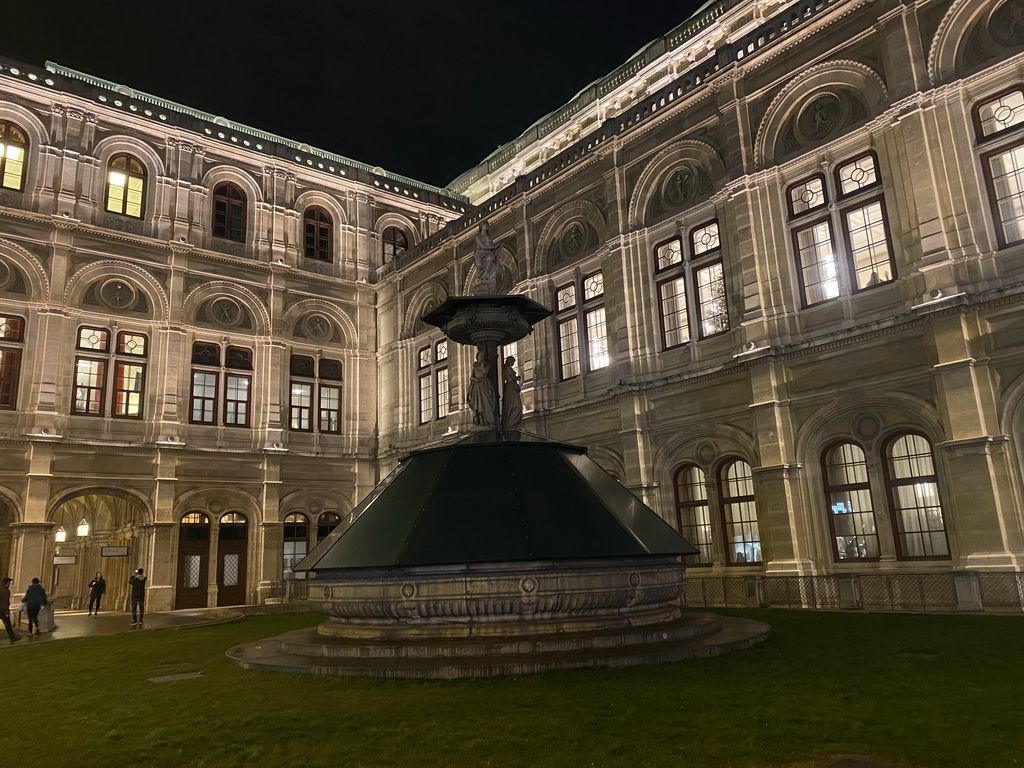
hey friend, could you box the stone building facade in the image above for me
[3,0,1024,611]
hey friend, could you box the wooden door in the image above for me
[175,513,210,609]
[216,513,248,606]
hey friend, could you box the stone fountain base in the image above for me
[226,557,770,679]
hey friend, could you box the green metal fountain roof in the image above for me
[296,430,696,572]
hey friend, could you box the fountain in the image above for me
[227,222,769,678]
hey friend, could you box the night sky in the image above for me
[2,1,710,188]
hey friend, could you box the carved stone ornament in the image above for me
[0,260,11,291]
[562,223,586,255]
[696,441,718,465]
[211,297,243,327]
[662,165,698,207]
[99,279,137,310]
[990,0,1024,48]
[303,313,333,341]
[795,92,847,144]
[852,412,881,441]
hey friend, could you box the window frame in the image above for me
[555,271,609,380]
[289,353,343,434]
[104,153,146,219]
[821,441,880,562]
[189,342,254,428]
[972,86,1024,144]
[787,151,896,307]
[674,463,713,566]
[416,340,449,424]
[212,182,247,242]
[882,432,951,561]
[717,458,763,566]
[70,326,148,419]
[303,206,333,262]
[0,120,29,192]
[0,313,25,410]
[382,226,409,264]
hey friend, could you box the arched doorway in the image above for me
[49,492,147,611]
[176,512,210,609]
[0,494,16,577]
[216,512,248,606]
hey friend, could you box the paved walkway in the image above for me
[2,607,244,646]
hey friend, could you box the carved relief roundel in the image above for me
[662,165,698,207]
[795,93,847,144]
[0,260,10,291]
[211,297,243,327]
[303,313,332,341]
[100,279,137,310]
[990,0,1024,47]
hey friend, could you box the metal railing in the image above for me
[684,572,1024,613]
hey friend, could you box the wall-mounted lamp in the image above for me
[76,519,90,537]
[55,526,66,543]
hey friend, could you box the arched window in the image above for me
[304,207,333,262]
[212,182,246,242]
[718,459,762,565]
[317,511,340,544]
[822,442,879,560]
[105,154,146,218]
[674,464,712,565]
[0,121,28,191]
[382,226,408,263]
[884,433,949,559]
[283,512,309,580]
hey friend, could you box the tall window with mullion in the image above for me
[0,314,25,409]
[822,441,879,560]
[884,433,950,559]
[303,207,333,262]
[283,513,309,580]
[289,354,343,433]
[105,154,146,218]
[0,121,28,191]
[212,182,246,242]
[189,342,253,427]
[417,340,450,424]
[654,220,729,350]
[787,152,895,306]
[555,271,609,379]
[976,87,1024,248]
[674,464,713,565]
[718,459,762,565]
[72,327,147,418]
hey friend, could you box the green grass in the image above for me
[1,609,1021,768]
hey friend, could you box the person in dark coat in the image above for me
[87,572,106,615]
[129,568,147,625]
[21,578,48,635]
[1,576,20,643]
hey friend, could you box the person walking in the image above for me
[87,572,106,615]
[129,568,147,625]
[1,576,20,643]
[21,578,48,636]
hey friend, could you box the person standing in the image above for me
[21,578,48,636]
[87,572,106,615]
[129,568,147,625]
[1,576,20,643]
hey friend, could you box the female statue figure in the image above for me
[467,350,497,427]
[472,221,500,295]
[501,356,523,430]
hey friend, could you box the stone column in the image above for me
[145,523,177,613]
[9,522,54,593]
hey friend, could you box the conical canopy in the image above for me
[295,430,697,572]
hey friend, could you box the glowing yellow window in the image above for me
[105,154,146,218]
[0,121,28,192]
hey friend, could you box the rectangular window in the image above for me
[418,373,431,424]
[794,219,839,305]
[696,262,729,337]
[984,143,1024,247]
[585,307,609,370]
[224,374,251,427]
[2,143,24,190]
[319,385,341,433]
[73,358,106,415]
[558,318,580,379]
[435,367,450,419]
[655,239,682,271]
[658,276,689,348]
[112,362,145,418]
[0,347,21,409]
[77,327,110,352]
[843,198,894,289]
[190,371,217,424]
[290,382,313,431]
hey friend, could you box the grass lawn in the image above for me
[0,608,1021,768]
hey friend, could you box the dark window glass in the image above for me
[303,206,333,262]
[225,346,252,370]
[212,183,246,242]
[319,358,342,380]
[382,226,408,263]
[291,355,315,377]
[192,342,220,366]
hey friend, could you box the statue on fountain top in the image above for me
[472,221,500,296]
